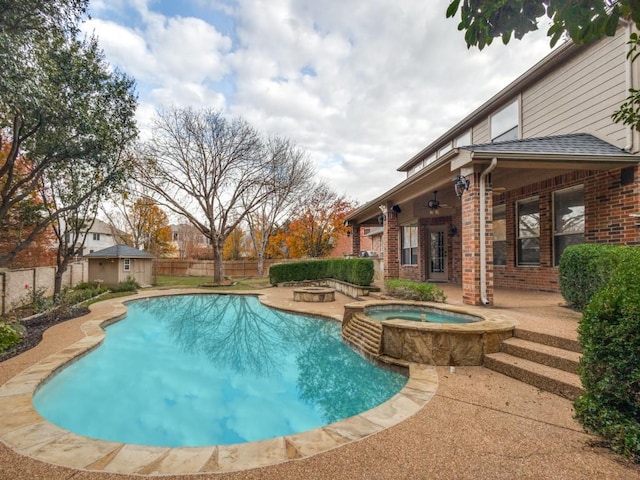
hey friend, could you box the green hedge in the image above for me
[269,259,374,286]
[0,322,21,353]
[559,244,629,311]
[574,252,640,462]
[384,279,447,303]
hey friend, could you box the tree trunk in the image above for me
[212,238,225,284]
[257,251,265,277]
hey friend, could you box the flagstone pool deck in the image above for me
[0,286,638,480]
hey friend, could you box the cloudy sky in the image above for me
[85,0,556,205]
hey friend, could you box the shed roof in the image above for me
[85,244,154,259]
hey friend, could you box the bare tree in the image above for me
[244,136,314,276]
[136,107,285,283]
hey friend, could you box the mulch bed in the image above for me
[0,306,89,363]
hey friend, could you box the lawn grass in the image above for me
[152,275,271,290]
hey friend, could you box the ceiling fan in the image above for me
[426,191,451,215]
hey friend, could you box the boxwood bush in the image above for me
[559,244,626,311]
[269,259,374,286]
[0,322,21,353]
[574,253,640,462]
[384,279,446,303]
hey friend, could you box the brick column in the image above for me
[462,171,481,304]
[383,205,399,279]
[461,168,494,305]
[350,224,361,256]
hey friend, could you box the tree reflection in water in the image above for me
[133,294,406,424]
[134,294,305,376]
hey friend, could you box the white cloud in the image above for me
[88,0,557,203]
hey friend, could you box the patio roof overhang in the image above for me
[347,135,640,226]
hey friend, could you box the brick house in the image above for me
[345,24,640,306]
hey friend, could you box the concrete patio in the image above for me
[0,285,638,479]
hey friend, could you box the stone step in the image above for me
[514,328,581,353]
[501,337,581,374]
[342,319,382,356]
[484,352,584,401]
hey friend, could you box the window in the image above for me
[455,130,472,148]
[123,258,131,271]
[92,233,100,241]
[491,99,519,142]
[554,186,584,266]
[401,225,418,265]
[438,143,452,157]
[517,198,539,265]
[173,232,179,241]
[493,205,506,266]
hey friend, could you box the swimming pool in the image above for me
[33,294,407,447]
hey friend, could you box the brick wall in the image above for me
[493,167,640,292]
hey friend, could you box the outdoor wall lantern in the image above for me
[391,204,402,214]
[377,214,385,225]
[449,224,458,237]
[346,227,351,237]
[453,174,470,197]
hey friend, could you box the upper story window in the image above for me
[517,197,539,266]
[553,186,585,266]
[491,99,519,142]
[92,233,100,241]
[455,130,472,148]
[438,143,452,157]
[493,204,506,266]
[401,225,418,266]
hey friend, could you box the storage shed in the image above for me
[86,245,154,287]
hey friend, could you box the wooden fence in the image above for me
[153,259,302,278]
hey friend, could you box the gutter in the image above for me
[480,158,498,305]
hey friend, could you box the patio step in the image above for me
[484,352,584,400]
[484,330,584,401]
[501,337,581,374]
[342,314,383,357]
[514,328,581,353]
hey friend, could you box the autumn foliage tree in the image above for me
[271,182,356,259]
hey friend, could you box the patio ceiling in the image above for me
[347,134,640,226]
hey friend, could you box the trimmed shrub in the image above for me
[559,244,627,311]
[384,279,446,303]
[0,322,22,353]
[269,259,374,286]
[109,277,140,293]
[574,253,640,462]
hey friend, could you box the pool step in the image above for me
[484,329,583,401]
[342,314,383,357]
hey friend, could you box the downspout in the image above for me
[625,21,634,151]
[480,158,498,305]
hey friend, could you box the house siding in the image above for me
[522,32,628,144]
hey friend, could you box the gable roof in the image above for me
[462,133,635,157]
[85,244,154,259]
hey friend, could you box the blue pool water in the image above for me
[365,308,474,323]
[33,295,407,447]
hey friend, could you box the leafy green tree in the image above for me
[0,0,137,266]
[446,0,640,129]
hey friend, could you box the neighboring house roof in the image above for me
[462,133,635,157]
[85,244,154,259]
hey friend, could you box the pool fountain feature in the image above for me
[342,300,516,366]
[292,286,336,302]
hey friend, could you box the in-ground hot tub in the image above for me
[342,300,516,366]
